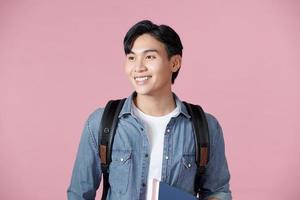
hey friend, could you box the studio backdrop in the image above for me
[0,0,299,199]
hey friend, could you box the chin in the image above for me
[134,90,150,96]
[134,88,152,96]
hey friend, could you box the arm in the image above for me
[198,114,232,200]
[67,114,102,200]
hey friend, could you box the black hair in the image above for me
[123,20,183,84]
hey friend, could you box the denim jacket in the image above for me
[67,93,232,200]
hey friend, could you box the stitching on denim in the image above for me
[86,117,101,176]
[87,118,98,155]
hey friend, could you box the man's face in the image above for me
[124,33,180,97]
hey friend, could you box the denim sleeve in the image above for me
[199,114,232,200]
[67,109,103,200]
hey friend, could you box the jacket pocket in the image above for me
[176,154,197,192]
[108,150,132,194]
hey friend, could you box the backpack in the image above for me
[98,98,210,200]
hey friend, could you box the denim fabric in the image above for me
[67,93,232,200]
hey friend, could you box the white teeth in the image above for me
[135,76,151,81]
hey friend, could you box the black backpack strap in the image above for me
[183,102,210,195]
[98,98,126,200]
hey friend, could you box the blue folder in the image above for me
[157,181,197,200]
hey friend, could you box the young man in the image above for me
[67,20,231,200]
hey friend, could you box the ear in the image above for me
[170,55,182,72]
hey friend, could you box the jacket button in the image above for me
[142,183,146,187]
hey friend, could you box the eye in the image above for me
[145,55,156,60]
[127,55,135,61]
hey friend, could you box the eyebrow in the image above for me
[129,49,159,54]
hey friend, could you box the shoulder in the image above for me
[204,112,224,145]
[84,107,105,142]
[205,112,221,130]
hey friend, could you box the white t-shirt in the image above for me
[132,102,180,200]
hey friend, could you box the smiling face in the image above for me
[124,33,181,97]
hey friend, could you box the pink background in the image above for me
[0,0,299,199]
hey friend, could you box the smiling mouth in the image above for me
[134,76,152,81]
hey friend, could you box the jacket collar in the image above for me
[118,91,191,119]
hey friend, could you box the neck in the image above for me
[133,92,176,116]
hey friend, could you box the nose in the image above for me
[134,58,147,73]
